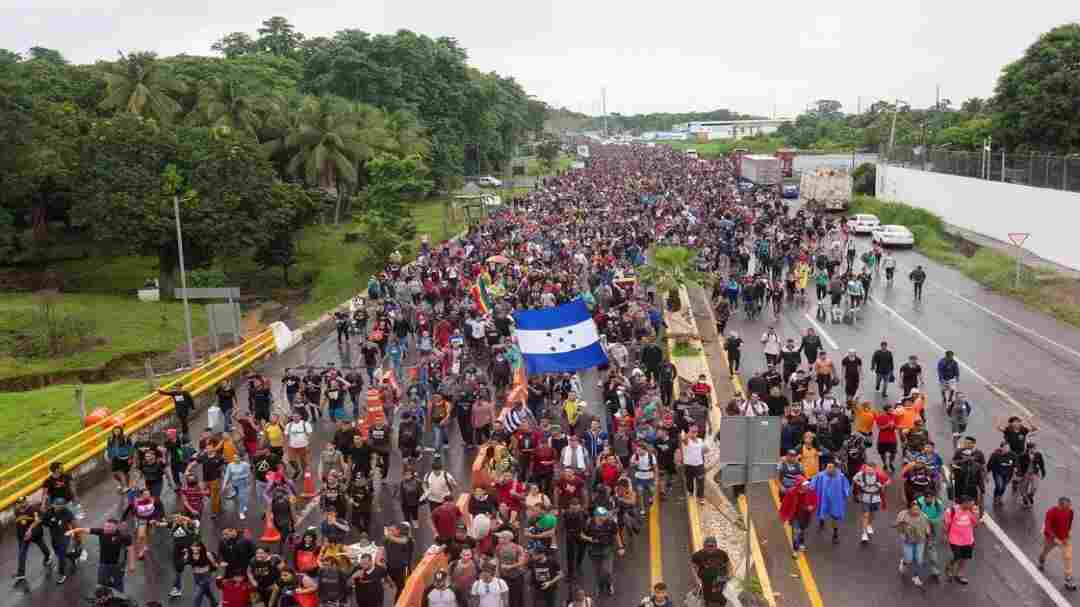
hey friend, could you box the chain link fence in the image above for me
[882,146,1080,193]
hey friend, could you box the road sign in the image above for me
[1007,232,1030,247]
[715,416,781,487]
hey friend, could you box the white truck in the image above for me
[740,154,781,186]
[799,167,852,211]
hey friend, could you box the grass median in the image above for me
[0,377,177,468]
[850,195,1080,328]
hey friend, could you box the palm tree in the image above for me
[638,245,712,313]
[188,78,266,137]
[261,95,360,191]
[99,51,186,122]
[385,109,430,158]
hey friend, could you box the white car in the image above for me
[847,214,880,234]
[872,224,915,247]
[477,176,502,188]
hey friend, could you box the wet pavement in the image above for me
[0,327,686,607]
[722,228,1080,606]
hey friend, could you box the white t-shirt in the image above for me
[285,421,313,448]
[471,577,509,607]
[425,587,456,607]
[683,438,705,466]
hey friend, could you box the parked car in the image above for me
[782,183,799,199]
[872,224,915,247]
[847,213,881,235]
[477,175,502,187]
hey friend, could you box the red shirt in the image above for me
[1045,506,1074,541]
[497,479,525,512]
[532,445,557,475]
[875,413,898,444]
[555,476,585,508]
[216,578,254,607]
[431,502,461,539]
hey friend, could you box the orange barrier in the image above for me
[0,328,278,510]
[393,493,471,607]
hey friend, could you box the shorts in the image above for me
[286,446,309,461]
[950,543,973,560]
[877,442,897,455]
[861,501,881,513]
[111,458,131,473]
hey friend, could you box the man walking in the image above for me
[870,341,895,397]
[1039,497,1077,591]
[909,265,927,302]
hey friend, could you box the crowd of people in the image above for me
[12,144,748,607]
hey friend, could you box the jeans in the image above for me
[221,405,233,432]
[432,423,449,453]
[16,535,51,576]
[902,542,926,577]
[49,534,69,576]
[874,372,891,394]
[993,470,1013,499]
[231,477,251,515]
[566,538,586,579]
[193,571,218,607]
[925,520,943,575]
[914,282,924,301]
[98,563,125,592]
[792,517,808,551]
[534,587,558,607]
[633,476,655,509]
[350,392,364,419]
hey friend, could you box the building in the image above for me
[672,118,793,140]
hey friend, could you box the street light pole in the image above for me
[173,194,196,368]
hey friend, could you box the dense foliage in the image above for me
[0,16,547,285]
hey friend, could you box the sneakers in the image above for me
[42,557,53,569]
[13,575,26,583]
[1066,577,1077,591]
[912,576,923,587]
[832,529,839,544]
[861,532,869,543]
[1038,558,1046,571]
[898,559,906,574]
[169,587,183,598]
[56,575,67,585]
[239,511,246,520]
[867,525,875,536]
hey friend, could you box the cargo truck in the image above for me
[739,154,782,186]
[799,166,852,211]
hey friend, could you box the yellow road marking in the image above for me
[650,479,664,586]
[736,494,778,607]
[768,479,825,607]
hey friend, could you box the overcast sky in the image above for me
[3,1,1077,117]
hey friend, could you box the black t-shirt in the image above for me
[142,461,165,482]
[529,557,560,590]
[198,452,226,481]
[384,537,414,569]
[250,558,279,589]
[216,386,236,407]
[14,506,41,540]
[692,548,731,602]
[169,520,198,549]
[42,474,75,502]
[584,520,617,555]
[283,374,301,394]
[253,453,280,483]
[352,565,386,603]
[347,444,372,476]
[1003,428,1030,454]
[91,529,133,565]
[899,363,922,384]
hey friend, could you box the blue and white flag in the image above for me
[512,300,609,375]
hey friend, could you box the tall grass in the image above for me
[850,196,1080,327]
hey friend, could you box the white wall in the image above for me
[876,164,1080,271]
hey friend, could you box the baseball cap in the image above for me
[703,536,718,547]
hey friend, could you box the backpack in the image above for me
[398,423,418,447]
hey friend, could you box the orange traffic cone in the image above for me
[260,512,282,543]
[301,470,317,499]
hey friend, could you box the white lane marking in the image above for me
[893,260,1080,362]
[940,467,1072,607]
[803,313,839,350]
[873,299,1036,418]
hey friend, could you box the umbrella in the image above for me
[486,254,511,265]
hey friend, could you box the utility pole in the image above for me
[173,194,197,369]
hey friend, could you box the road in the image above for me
[1,324,700,607]
[720,224,1080,606]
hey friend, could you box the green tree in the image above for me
[257,16,304,57]
[253,235,297,284]
[357,207,416,267]
[637,246,712,313]
[262,95,361,192]
[993,23,1080,152]
[211,32,257,58]
[366,153,434,215]
[536,136,560,171]
[99,51,186,122]
[188,78,267,137]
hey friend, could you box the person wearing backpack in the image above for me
[950,438,986,510]
[629,443,658,516]
[943,496,980,584]
[397,411,421,461]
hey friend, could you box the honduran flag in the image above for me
[512,300,609,375]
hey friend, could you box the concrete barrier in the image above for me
[394,493,471,607]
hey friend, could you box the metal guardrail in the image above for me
[0,328,278,511]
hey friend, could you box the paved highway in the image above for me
[2,324,701,607]
[724,224,1080,606]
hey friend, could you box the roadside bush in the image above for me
[852,163,876,195]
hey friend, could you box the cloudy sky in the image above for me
[3,1,1077,117]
